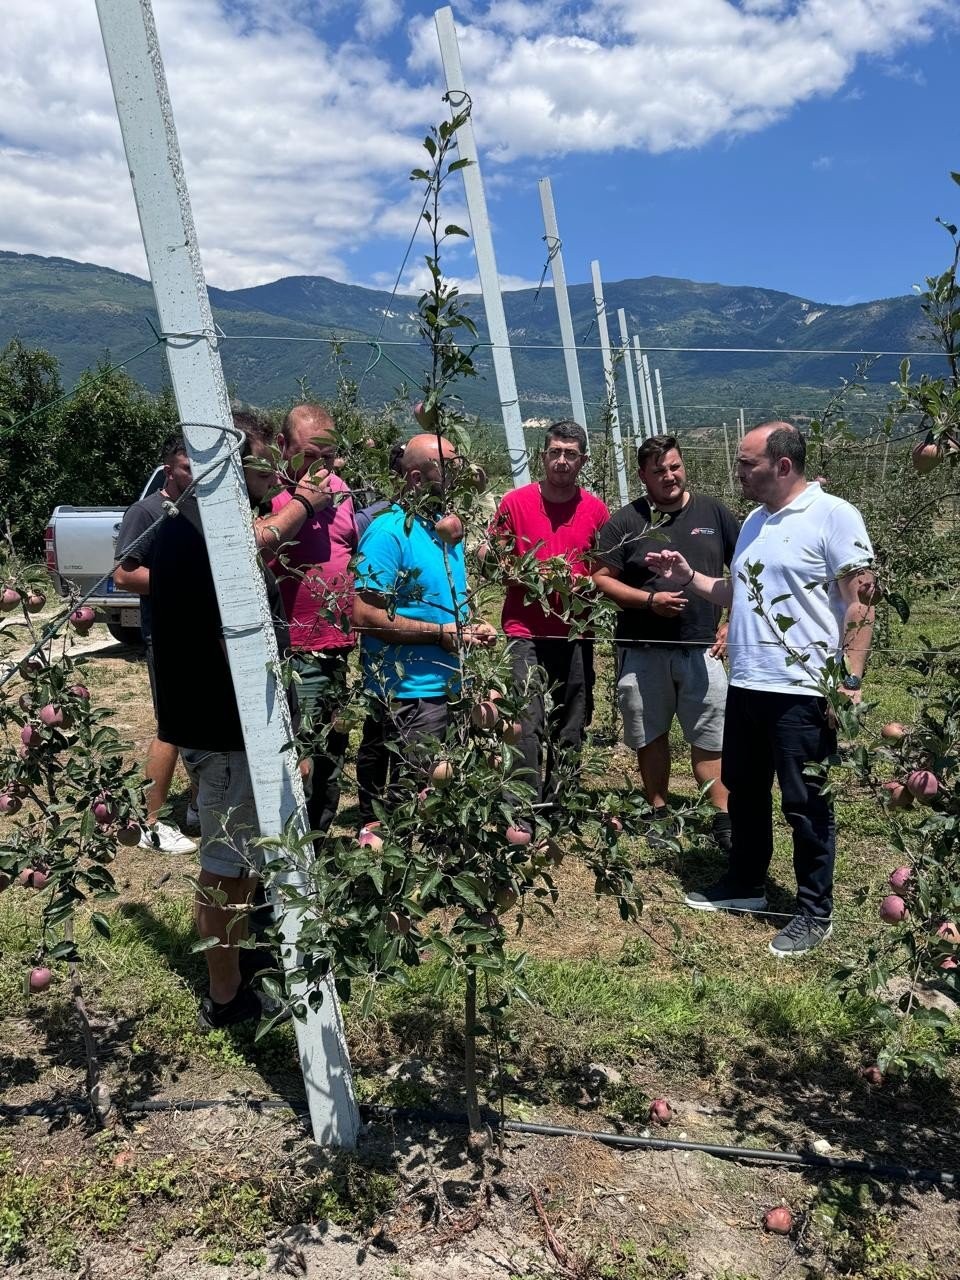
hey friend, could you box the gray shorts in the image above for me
[179,748,260,879]
[617,646,727,752]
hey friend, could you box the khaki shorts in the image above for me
[617,646,727,752]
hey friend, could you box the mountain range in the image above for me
[0,249,942,429]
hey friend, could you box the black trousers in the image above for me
[508,637,590,826]
[292,650,351,836]
[356,696,449,827]
[721,685,837,919]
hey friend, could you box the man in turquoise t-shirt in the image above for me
[352,433,496,838]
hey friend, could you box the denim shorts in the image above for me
[179,748,260,879]
[617,645,727,752]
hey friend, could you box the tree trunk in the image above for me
[463,968,484,1143]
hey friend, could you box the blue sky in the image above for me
[2,1,958,303]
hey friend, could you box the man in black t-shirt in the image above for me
[114,435,198,855]
[150,413,318,1031]
[595,436,739,851]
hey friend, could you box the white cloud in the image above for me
[0,0,953,291]
[812,155,833,170]
[356,0,403,38]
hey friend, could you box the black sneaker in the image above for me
[198,984,262,1031]
[684,876,767,913]
[711,811,733,854]
[769,911,833,958]
[647,806,680,851]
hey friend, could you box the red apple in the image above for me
[502,721,523,745]
[906,770,938,803]
[471,700,499,730]
[19,868,50,890]
[358,824,383,852]
[859,1065,884,1086]
[20,724,40,749]
[18,656,45,680]
[435,514,464,547]
[429,760,454,786]
[467,464,488,492]
[506,825,532,846]
[0,586,21,612]
[912,441,941,474]
[39,704,68,729]
[888,866,912,891]
[881,722,907,741]
[28,967,53,993]
[25,592,46,613]
[648,1098,673,1126]
[68,684,90,701]
[604,815,624,835]
[93,795,117,825]
[70,606,95,632]
[0,793,22,816]
[17,694,33,712]
[937,921,960,944]
[413,400,438,430]
[882,781,913,809]
[880,894,908,923]
[763,1207,793,1235]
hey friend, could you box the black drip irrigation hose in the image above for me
[1,1095,955,1188]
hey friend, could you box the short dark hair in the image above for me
[636,434,681,472]
[233,409,274,449]
[543,420,588,456]
[160,433,186,463]
[764,426,806,475]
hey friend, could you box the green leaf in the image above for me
[774,613,797,633]
[90,912,112,939]
[888,592,910,624]
[448,158,472,172]
[951,171,960,187]
[444,224,469,238]
[191,935,221,953]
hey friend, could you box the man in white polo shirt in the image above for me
[645,422,875,957]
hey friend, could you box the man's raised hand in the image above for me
[644,548,693,583]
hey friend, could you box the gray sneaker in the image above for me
[684,876,768,913]
[769,911,833,958]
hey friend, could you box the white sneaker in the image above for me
[185,803,200,833]
[139,820,198,855]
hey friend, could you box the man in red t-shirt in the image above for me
[271,403,357,834]
[486,421,609,832]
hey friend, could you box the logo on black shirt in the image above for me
[690,527,716,536]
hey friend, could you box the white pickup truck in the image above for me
[45,468,163,648]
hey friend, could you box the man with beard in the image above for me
[645,423,875,957]
[485,421,609,836]
[594,436,739,851]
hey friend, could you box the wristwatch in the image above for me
[841,672,862,691]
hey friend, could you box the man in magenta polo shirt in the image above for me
[271,403,357,834]
[487,420,609,834]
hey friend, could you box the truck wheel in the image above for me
[107,623,145,650]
